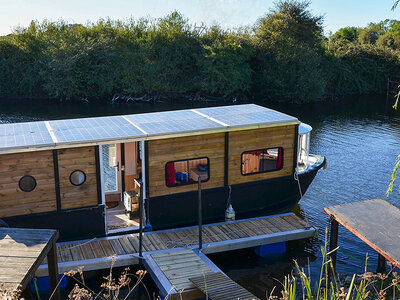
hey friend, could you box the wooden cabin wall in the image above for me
[228,125,296,185]
[0,150,57,217]
[148,133,225,197]
[58,146,98,209]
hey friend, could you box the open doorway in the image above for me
[102,142,142,233]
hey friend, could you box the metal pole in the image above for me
[329,218,339,274]
[377,254,386,274]
[138,180,144,263]
[198,176,202,250]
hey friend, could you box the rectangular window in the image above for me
[241,147,283,175]
[166,157,209,187]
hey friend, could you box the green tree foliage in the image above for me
[1,2,400,102]
[254,0,323,49]
[326,42,400,94]
[331,27,357,43]
[201,26,253,96]
[252,0,326,101]
[357,29,379,45]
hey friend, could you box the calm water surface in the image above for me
[1,95,399,297]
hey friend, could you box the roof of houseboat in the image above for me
[0,104,299,154]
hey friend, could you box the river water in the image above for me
[1,95,399,297]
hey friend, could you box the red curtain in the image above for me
[166,162,176,186]
[248,150,263,156]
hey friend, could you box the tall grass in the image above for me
[268,229,400,300]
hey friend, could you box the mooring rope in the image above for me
[294,168,303,199]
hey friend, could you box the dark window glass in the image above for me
[166,157,209,187]
[19,175,37,192]
[70,170,86,186]
[241,147,283,175]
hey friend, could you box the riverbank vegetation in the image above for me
[1,1,400,103]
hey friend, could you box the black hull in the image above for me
[148,157,326,230]
[2,205,106,241]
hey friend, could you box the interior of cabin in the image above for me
[103,142,142,233]
[103,142,214,232]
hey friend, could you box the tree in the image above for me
[357,29,379,45]
[331,27,358,43]
[254,0,324,50]
[252,0,326,102]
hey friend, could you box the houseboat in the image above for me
[0,104,325,240]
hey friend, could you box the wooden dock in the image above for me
[325,199,400,273]
[190,272,259,300]
[35,213,315,299]
[0,228,60,299]
[37,212,315,277]
[144,248,259,299]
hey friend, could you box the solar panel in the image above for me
[0,104,299,153]
[196,104,297,127]
[124,109,224,135]
[0,121,54,149]
[49,116,144,143]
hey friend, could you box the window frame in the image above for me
[241,147,284,176]
[69,169,87,186]
[165,157,210,187]
[18,175,37,192]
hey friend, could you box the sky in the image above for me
[0,0,399,36]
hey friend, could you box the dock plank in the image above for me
[39,213,316,277]
[190,272,259,300]
[325,199,400,268]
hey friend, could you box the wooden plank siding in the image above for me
[148,133,225,197]
[57,146,98,209]
[228,125,296,185]
[0,150,57,217]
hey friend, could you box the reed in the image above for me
[268,229,400,300]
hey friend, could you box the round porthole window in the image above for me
[19,175,37,192]
[70,170,86,186]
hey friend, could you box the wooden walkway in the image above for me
[190,272,259,300]
[37,213,315,277]
[144,249,217,299]
[144,249,258,299]
[325,199,400,272]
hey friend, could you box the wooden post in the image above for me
[47,239,60,300]
[198,176,202,250]
[377,254,386,274]
[329,218,339,274]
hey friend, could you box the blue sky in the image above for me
[0,0,398,36]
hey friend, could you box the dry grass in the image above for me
[61,256,149,300]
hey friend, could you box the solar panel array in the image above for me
[49,116,144,143]
[196,104,296,127]
[0,121,54,150]
[0,104,298,153]
[124,110,223,135]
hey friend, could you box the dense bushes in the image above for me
[1,1,400,103]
